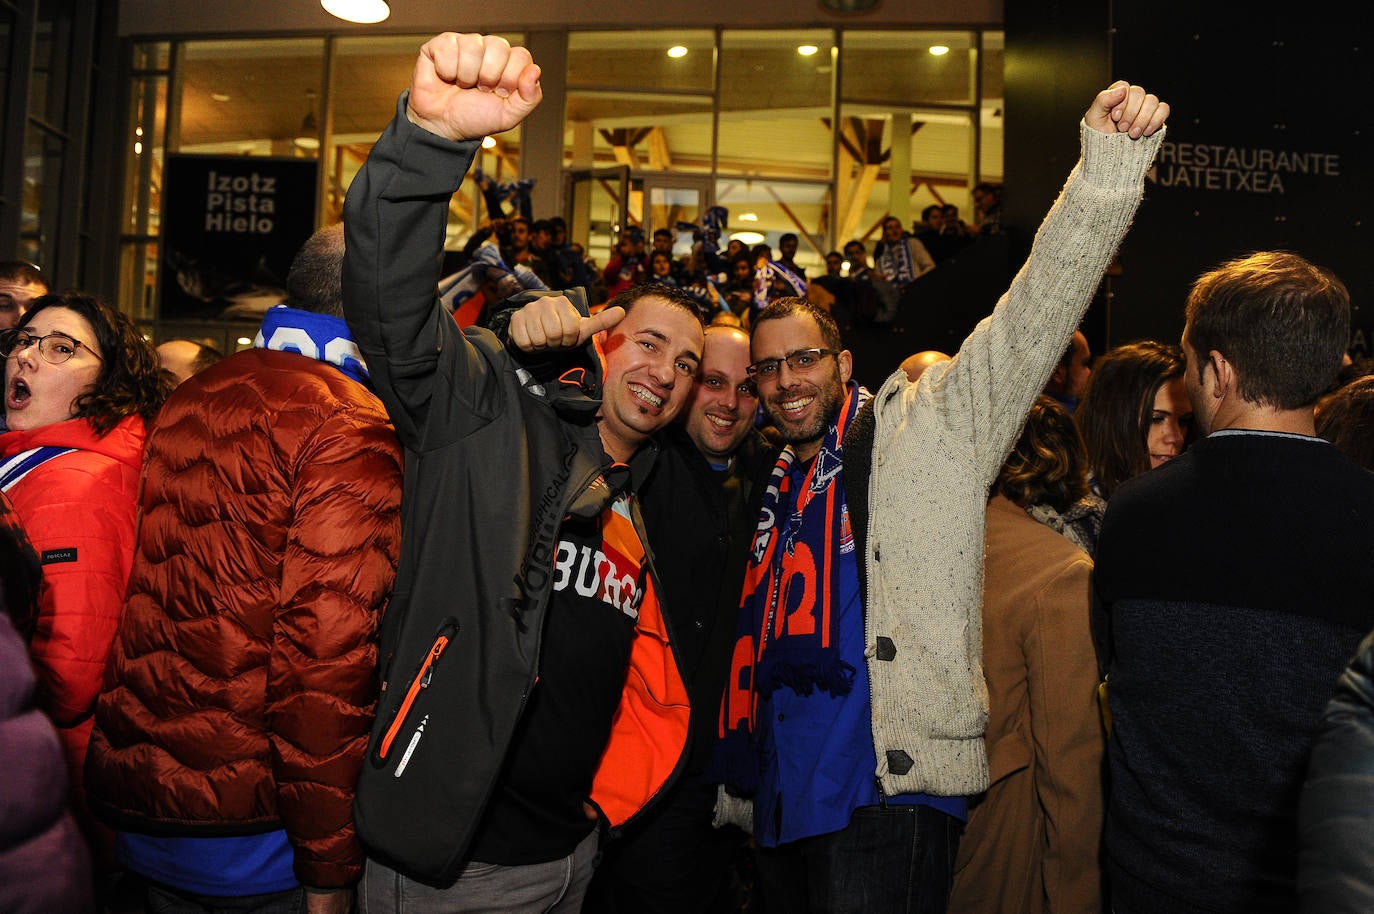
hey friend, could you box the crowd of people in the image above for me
[436,165,1002,344]
[5,30,1374,914]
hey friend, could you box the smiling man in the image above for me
[341,32,705,913]
[588,322,778,912]
[713,78,1170,914]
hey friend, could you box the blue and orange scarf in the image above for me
[711,381,869,794]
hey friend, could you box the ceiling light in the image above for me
[730,231,765,246]
[929,45,950,56]
[237,337,253,346]
[321,0,390,24]
[481,136,497,149]
[738,212,759,222]
[667,46,688,58]
[210,92,231,102]
[797,45,819,56]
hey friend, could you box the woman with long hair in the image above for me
[1076,339,1193,500]
[0,292,171,875]
[948,395,1106,913]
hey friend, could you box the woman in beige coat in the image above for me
[948,395,1106,914]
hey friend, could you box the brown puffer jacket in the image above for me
[85,347,402,889]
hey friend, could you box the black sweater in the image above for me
[1094,431,1374,914]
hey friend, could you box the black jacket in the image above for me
[639,424,776,776]
[1300,624,1374,913]
[342,95,689,886]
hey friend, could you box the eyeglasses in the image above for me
[0,329,102,365]
[746,348,838,381]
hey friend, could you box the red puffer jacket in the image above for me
[0,413,146,829]
[85,348,402,889]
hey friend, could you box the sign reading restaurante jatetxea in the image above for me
[159,154,318,322]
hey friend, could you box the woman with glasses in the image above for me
[0,292,170,880]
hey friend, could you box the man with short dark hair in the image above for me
[711,80,1169,914]
[587,324,776,913]
[339,33,706,912]
[776,232,806,284]
[1093,250,1374,914]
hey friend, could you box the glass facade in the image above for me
[109,27,1002,339]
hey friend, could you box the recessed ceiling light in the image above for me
[730,231,765,245]
[667,46,688,59]
[210,92,231,102]
[320,0,390,24]
[929,45,950,56]
[738,212,759,222]
[798,45,819,56]
[237,337,253,346]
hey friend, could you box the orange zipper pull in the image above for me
[379,634,450,759]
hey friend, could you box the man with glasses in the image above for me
[711,80,1170,914]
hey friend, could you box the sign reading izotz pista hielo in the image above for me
[159,155,318,322]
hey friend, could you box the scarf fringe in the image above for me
[757,649,856,699]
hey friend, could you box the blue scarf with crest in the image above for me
[253,306,369,384]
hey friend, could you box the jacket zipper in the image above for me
[379,629,452,760]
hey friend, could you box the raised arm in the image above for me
[341,34,542,447]
[877,81,1169,480]
[405,33,542,142]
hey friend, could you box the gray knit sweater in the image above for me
[864,121,1164,798]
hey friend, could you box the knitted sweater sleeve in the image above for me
[877,122,1166,483]
[342,92,500,451]
[863,122,1164,799]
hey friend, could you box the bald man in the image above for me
[157,339,224,386]
[900,349,951,382]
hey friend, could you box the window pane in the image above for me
[178,38,325,156]
[569,31,714,93]
[718,28,834,199]
[830,103,978,247]
[118,240,159,320]
[841,31,977,107]
[979,31,1004,183]
[30,0,74,127]
[714,178,830,277]
[130,41,170,72]
[22,128,64,268]
[565,90,714,176]
[123,75,167,236]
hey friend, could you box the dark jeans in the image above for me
[583,778,749,914]
[755,805,962,914]
[145,881,306,914]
